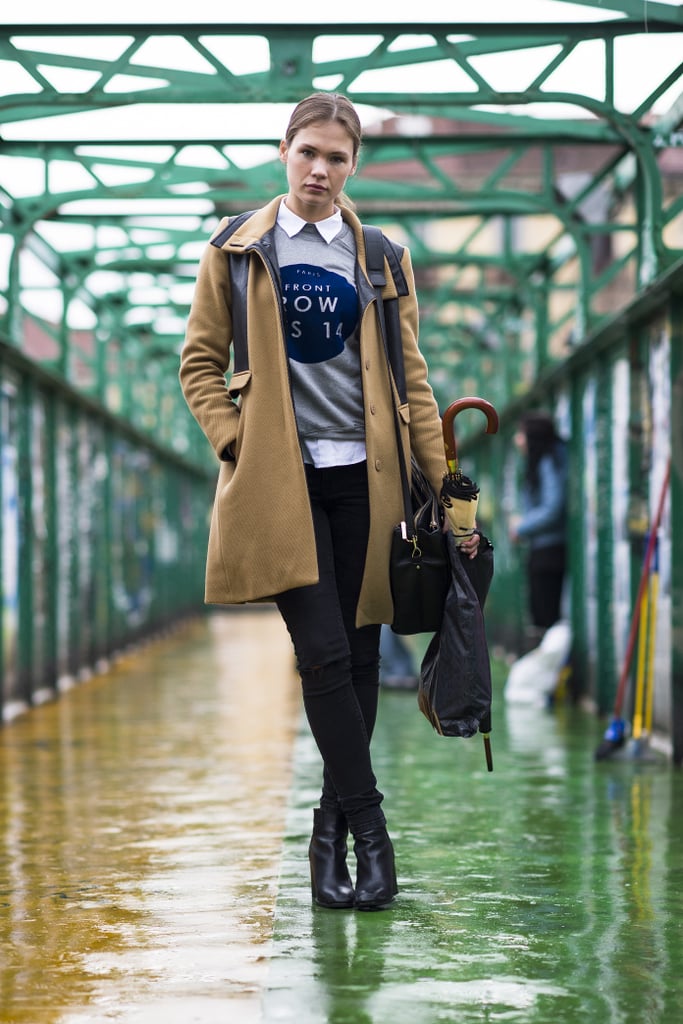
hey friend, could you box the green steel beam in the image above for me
[1,19,681,122]
[1,14,681,439]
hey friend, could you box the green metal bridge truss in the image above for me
[1,6,682,458]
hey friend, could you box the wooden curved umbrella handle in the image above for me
[442,397,499,471]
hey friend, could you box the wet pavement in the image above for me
[2,611,683,1023]
[0,613,300,1024]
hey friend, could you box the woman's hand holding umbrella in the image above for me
[454,526,481,560]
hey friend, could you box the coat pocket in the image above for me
[227,369,252,400]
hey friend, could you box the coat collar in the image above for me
[211,195,283,251]
[210,195,401,300]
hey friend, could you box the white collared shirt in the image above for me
[277,199,344,244]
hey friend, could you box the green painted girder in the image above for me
[1,14,682,446]
[0,85,672,236]
[0,116,652,207]
[1,19,681,124]
[0,131,648,267]
[0,133,630,198]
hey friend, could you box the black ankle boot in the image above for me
[309,809,355,909]
[353,825,398,910]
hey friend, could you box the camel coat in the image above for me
[179,196,449,627]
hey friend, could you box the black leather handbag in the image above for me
[388,463,450,634]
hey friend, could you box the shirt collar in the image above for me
[277,199,343,243]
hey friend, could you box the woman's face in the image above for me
[279,119,357,221]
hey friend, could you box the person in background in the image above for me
[180,93,480,912]
[379,625,418,690]
[509,411,568,638]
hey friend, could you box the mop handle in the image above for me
[442,398,499,475]
[644,540,660,736]
[613,457,671,718]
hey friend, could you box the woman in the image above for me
[180,93,478,910]
[509,411,568,633]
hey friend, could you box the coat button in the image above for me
[375,458,382,471]
[370,404,376,415]
[365,359,371,370]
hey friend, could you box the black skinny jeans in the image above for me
[275,461,384,834]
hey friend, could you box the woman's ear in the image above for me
[279,140,288,164]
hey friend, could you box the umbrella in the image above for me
[418,397,499,771]
[440,397,499,545]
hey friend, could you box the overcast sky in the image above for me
[3,2,681,143]
[0,0,638,25]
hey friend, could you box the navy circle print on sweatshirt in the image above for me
[281,264,358,364]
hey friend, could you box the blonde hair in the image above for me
[285,93,362,208]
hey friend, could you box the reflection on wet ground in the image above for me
[2,611,683,1023]
[1,612,300,1024]
[267,675,683,1023]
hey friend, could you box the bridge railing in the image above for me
[1,333,213,722]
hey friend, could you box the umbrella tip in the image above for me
[483,734,493,772]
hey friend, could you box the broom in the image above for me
[594,458,670,761]
[628,539,660,759]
